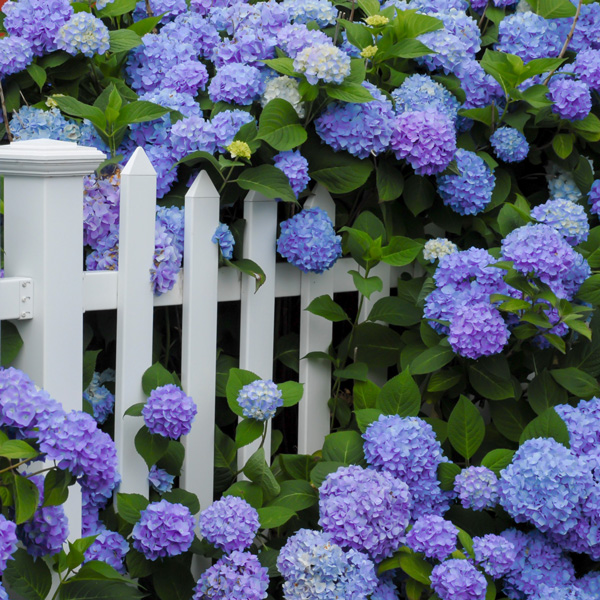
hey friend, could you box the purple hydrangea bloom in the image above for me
[416,30,469,74]
[277,208,342,274]
[293,43,351,85]
[148,465,175,494]
[578,572,600,596]
[3,0,73,56]
[406,515,458,561]
[152,208,184,295]
[194,550,269,600]
[86,232,119,272]
[56,13,110,58]
[555,397,600,462]
[142,384,197,439]
[277,529,378,600]
[430,559,487,600]
[0,35,33,78]
[160,12,220,58]
[281,0,337,26]
[587,180,600,215]
[372,574,401,600]
[84,530,129,573]
[275,23,332,58]
[0,515,17,573]
[390,110,457,175]
[531,198,589,246]
[499,438,593,535]
[133,0,188,22]
[212,223,235,260]
[156,205,184,255]
[497,12,563,61]
[199,496,260,553]
[171,116,217,160]
[211,109,254,151]
[319,465,411,560]
[236,379,282,421]
[573,49,600,90]
[437,149,495,215]
[411,0,469,11]
[132,500,195,560]
[211,31,276,68]
[531,585,594,600]
[83,371,115,424]
[548,78,592,121]
[273,151,310,198]
[163,61,209,96]
[208,63,264,105]
[454,466,499,511]
[568,3,600,53]
[83,173,120,250]
[315,83,394,159]
[455,59,503,110]
[472,534,517,579]
[490,127,529,163]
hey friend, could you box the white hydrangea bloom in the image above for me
[261,75,305,118]
[423,238,458,262]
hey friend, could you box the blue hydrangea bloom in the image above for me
[83,173,120,249]
[390,110,457,175]
[142,384,197,439]
[587,179,600,215]
[372,574,401,600]
[454,466,499,511]
[277,208,342,274]
[531,584,595,600]
[84,530,129,573]
[236,379,282,421]
[423,238,458,263]
[132,500,195,561]
[568,3,600,53]
[3,0,73,56]
[548,78,592,121]
[208,63,264,105]
[472,534,517,579]
[555,397,600,462]
[416,30,469,74]
[156,205,184,255]
[0,35,33,78]
[430,9,481,56]
[319,464,412,560]
[410,0,469,11]
[171,116,217,160]
[281,0,337,26]
[0,583,7,600]
[277,529,378,600]
[406,515,458,561]
[274,151,310,198]
[160,12,220,59]
[0,515,17,573]
[194,550,269,600]
[199,495,260,553]
[152,219,182,295]
[275,24,332,58]
[86,232,119,272]
[437,149,495,215]
[490,127,529,163]
[430,559,487,600]
[211,109,254,151]
[10,106,78,142]
[578,572,600,596]
[548,165,583,202]
[293,43,351,85]
[497,12,563,62]
[573,48,600,90]
[454,59,503,110]
[56,13,110,58]
[133,0,188,22]
[212,223,235,260]
[83,371,115,424]
[148,465,175,494]
[531,198,589,246]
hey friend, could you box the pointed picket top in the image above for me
[304,183,335,220]
[186,170,219,199]
[121,146,156,177]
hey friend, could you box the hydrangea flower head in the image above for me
[0,515,17,573]
[372,574,401,600]
[548,78,592,121]
[84,530,129,573]
[390,110,457,175]
[530,584,595,600]
[472,534,517,578]
[455,59,503,110]
[170,115,217,160]
[199,495,260,553]
[282,0,338,26]
[83,371,115,424]
[9,106,77,142]
[361,45,378,59]
[490,127,529,163]
[573,49,600,90]
[142,384,197,439]
[430,9,481,56]
[236,380,283,421]
[212,223,235,260]
[56,13,110,58]
[211,110,254,152]
[406,515,458,561]
[274,151,310,198]
[497,12,563,61]
[277,208,342,274]
[132,500,195,560]
[319,464,411,560]
[0,35,33,78]
[555,397,600,461]
[133,0,188,22]
[227,141,252,160]
[293,44,351,85]
[423,238,458,263]
[276,24,332,58]
[83,173,120,250]
[148,465,175,493]
[578,572,600,596]
[430,559,487,600]
[548,165,583,202]
[531,198,589,246]
[416,30,469,74]
[587,180,600,215]
[261,77,305,118]
[454,466,499,511]
[208,63,264,105]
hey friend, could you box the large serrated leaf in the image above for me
[447,397,485,460]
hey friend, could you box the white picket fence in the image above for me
[0,139,395,538]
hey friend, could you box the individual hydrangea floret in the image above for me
[587,179,600,215]
[530,198,589,246]
[142,384,197,439]
[132,500,195,561]
[194,550,269,600]
[406,516,458,561]
[423,238,458,263]
[56,13,110,57]
[548,78,592,121]
[490,127,529,163]
[236,380,283,421]
[212,223,235,260]
[274,151,310,198]
[148,465,175,494]
[199,496,260,553]
[437,149,495,215]
[261,76,305,118]
[472,534,517,579]
[497,12,563,62]
[573,49,600,90]
[208,63,264,105]
[430,559,487,600]
[83,371,115,424]
[277,529,378,600]
[277,208,342,274]
[0,35,33,78]
[293,44,351,85]
[390,110,457,175]
[0,515,17,573]
[454,466,499,511]
[319,465,411,560]
[84,530,129,573]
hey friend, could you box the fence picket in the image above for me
[114,149,157,497]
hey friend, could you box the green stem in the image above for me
[0,457,34,475]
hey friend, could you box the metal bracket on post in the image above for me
[0,277,33,320]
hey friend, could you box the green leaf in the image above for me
[498,203,530,237]
[552,133,574,159]
[410,345,454,375]
[114,101,170,128]
[82,349,100,392]
[256,506,296,528]
[322,431,365,465]
[109,29,142,53]
[447,396,485,460]
[398,554,433,585]
[60,580,144,600]
[97,0,137,17]
[128,15,162,36]
[325,82,374,103]
[224,481,264,509]
[162,489,200,515]
[278,381,304,407]
[577,273,600,304]
[152,560,195,600]
[459,105,500,127]
[3,548,52,600]
[468,356,515,400]
[305,295,349,322]
[26,63,46,91]
[262,58,297,77]
[126,549,152,579]
[141,362,175,396]
[525,0,576,18]
[354,380,381,410]
[354,323,403,368]
[349,270,383,300]
[0,440,38,460]
[358,0,380,15]
[480,50,521,93]
[53,96,106,130]
[228,258,267,292]
[226,368,261,417]
[215,426,237,470]
[237,165,296,203]
[333,362,369,381]
[267,479,318,511]
[551,367,600,399]
[520,408,570,447]
[405,579,426,600]
[403,175,435,216]
[310,461,344,487]
[340,19,373,49]
[134,427,169,468]
[382,38,435,59]
[243,447,281,497]
[393,9,443,37]
[427,369,463,392]
[423,417,448,443]
[116,493,149,524]
[528,370,567,415]
[480,449,515,475]
[367,296,422,326]
[257,99,307,151]
[176,149,223,172]
[281,454,318,481]
[236,419,265,448]
[355,408,384,433]
[490,400,536,442]
[1,321,23,366]
[380,237,423,267]
[438,462,461,491]
[376,160,404,202]
[13,474,40,524]
[43,469,72,507]
[376,370,421,417]
[124,402,145,417]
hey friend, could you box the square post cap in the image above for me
[0,139,106,177]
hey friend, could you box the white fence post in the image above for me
[0,139,105,537]
[114,149,156,497]
[180,172,220,512]
[238,192,277,467]
[297,185,335,455]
